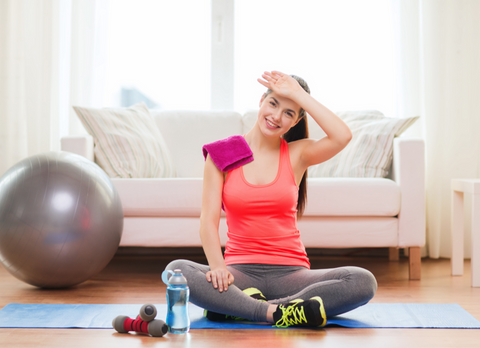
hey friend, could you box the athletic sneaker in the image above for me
[273,297,327,328]
[203,287,267,322]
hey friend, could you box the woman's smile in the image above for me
[265,118,280,129]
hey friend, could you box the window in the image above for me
[234,0,396,116]
[105,0,211,110]
[104,0,395,116]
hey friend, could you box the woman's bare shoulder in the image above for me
[286,138,316,169]
[287,138,316,155]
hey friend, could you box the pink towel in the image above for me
[203,135,254,172]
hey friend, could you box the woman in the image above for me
[166,71,377,327]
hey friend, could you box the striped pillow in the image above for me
[308,110,419,178]
[73,102,175,178]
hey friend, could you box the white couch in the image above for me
[61,110,426,280]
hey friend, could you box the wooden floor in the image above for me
[1,252,480,348]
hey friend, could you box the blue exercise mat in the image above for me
[0,303,479,329]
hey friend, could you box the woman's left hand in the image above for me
[257,71,302,99]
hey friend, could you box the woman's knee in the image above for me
[165,259,210,281]
[347,266,377,300]
[165,259,193,272]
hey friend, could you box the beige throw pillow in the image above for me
[308,110,419,178]
[73,102,175,178]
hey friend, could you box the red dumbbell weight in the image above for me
[112,315,168,337]
[112,304,167,337]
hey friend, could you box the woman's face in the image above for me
[257,92,301,137]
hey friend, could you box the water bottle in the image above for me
[162,269,190,333]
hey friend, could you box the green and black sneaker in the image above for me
[273,297,327,328]
[243,287,268,301]
[203,287,267,322]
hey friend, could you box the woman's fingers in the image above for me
[257,78,269,88]
[219,274,228,292]
[207,269,234,292]
[265,71,284,81]
[258,71,286,89]
[223,274,229,291]
[271,70,284,77]
[210,272,218,289]
[220,271,234,292]
[263,72,274,79]
[262,73,276,84]
[258,76,276,90]
[220,271,233,292]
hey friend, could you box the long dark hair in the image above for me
[264,75,310,218]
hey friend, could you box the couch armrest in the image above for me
[391,138,426,247]
[61,135,94,162]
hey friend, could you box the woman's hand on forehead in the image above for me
[257,71,302,99]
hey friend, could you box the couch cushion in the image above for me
[73,102,175,178]
[114,177,400,217]
[152,110,243,178]
[298,217,398,248]
[119,216,397,248]
[120,217,229,247]
[113,178,204,217]
[304,178,400,216]
[309,110,419,178]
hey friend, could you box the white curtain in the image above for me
[69,0,108,135]
[0,0,61,176]
[0,0,108,176]
[392,0,480,258]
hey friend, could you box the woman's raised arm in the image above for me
[259,71,352,167]
[199,154,234,292]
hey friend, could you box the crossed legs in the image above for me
[166,260,377,322]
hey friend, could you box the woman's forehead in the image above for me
[266,92,300,111]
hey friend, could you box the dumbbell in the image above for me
[138,303,157,322]
[112,304,167,337]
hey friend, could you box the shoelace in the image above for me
[274,300,307,327]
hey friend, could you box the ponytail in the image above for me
[283,115,309,218]
[265,74,311,218]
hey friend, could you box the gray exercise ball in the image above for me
[0,151,123,288]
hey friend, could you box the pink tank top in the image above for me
[222,138,310,268]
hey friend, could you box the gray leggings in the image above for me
[165,260,377,322]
